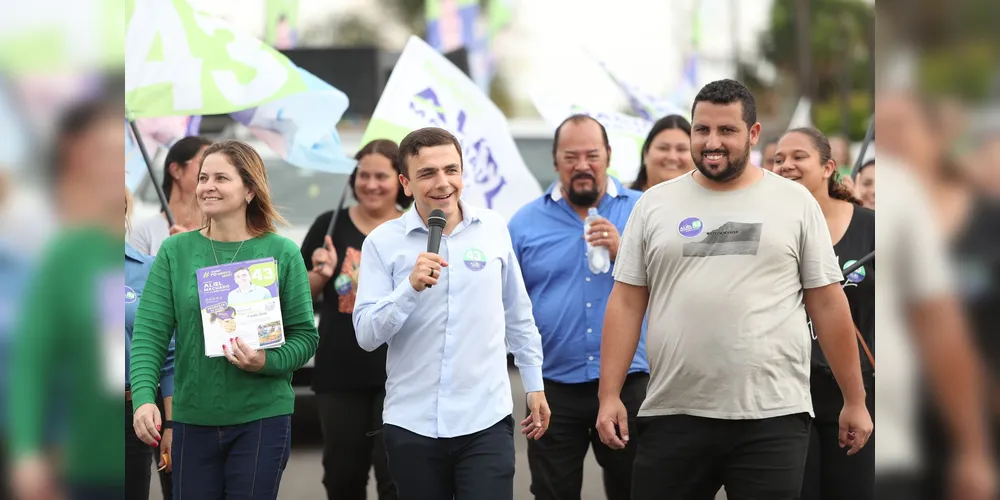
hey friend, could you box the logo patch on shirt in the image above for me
[463,248,487,271]
[677,217,704,238]
[843,259,866,283]
[125,285,137,304]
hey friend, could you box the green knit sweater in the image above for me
[9,227,122,483]
[129,230,318,425]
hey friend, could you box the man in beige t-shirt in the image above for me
[595,79,873,500]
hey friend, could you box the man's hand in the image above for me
[311,235,338,279]
[596,396,629,450]
[585,218,621,260]
[408,252,448,292]
[838,400,873,455]
[158,429,173,472]
[521,391,551,440]
[223,337,266,372]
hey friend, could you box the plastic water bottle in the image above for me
[584,207,610,274]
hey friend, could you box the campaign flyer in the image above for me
[196,258,285,357]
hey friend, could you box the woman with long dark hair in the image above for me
[130,140,319,498]
[774,127,875,500]
[630,115,694,191]
[129,135,212,255]
[300,139,412,500]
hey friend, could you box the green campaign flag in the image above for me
[125,0,308,118]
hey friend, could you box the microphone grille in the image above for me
[427,209,447,228]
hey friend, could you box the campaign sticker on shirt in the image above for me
[334,273,353,296]
[125,285,137,304]
[463,248,487,271]
[843,259,867,283]
[677,217,704,238]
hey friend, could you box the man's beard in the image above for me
[695,139,751,183]
[565,174,601,206]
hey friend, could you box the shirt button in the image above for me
[587,328,593,333]
[588,356,595,361]
[586,302,591,308]
[585,277,591,282]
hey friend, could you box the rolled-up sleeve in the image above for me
[353,236,422,351]
[500,238,544,393]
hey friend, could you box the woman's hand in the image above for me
[224,337,266,372]
[133,403,162,447]
[310,235,338,279]
[12,455,57,500]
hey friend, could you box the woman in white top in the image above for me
[129,136,212,255]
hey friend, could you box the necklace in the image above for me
[208,227,247,266]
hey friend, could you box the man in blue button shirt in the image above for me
[353,127,551,500]
[508,115,649,500]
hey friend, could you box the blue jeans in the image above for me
[172,415,292,500]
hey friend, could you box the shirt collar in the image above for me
[125,242,148,263]
[403,199,481,234]
[546,176,621,202]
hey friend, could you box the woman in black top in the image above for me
[300,140,413,500]
[774,127,875,500]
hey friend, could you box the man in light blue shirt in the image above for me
[508,115,649,500]
[354,127,550,500]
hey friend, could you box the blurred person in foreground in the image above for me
[352,127,550,500]
[128,135,212,255]
[508,114,648,500]
[630,115,696,191]
[125,186,177,500]
[300,139,411,500]
[855,159,875,209]
[596,79,872,500]
[0,170,33,500]
[9,96,126,499]
[774,128,876,499]
[130,141,319,498]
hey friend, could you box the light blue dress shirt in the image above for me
[126,243,175,397]
[508,177,649,384]
[353,201,545,439]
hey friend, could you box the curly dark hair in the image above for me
[692,79,757,128]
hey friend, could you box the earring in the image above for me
[246,197,251,205]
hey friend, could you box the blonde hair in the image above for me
[125,185,134,233]
[199,141,287,237]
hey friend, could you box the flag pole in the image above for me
[850,116,875,179]
[325,180,352,238]
[128,119,176,226]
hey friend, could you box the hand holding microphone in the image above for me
[410,209,449,292]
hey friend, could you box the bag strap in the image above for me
[855,326,875,372]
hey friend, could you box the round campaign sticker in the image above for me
[843,259,867,283]
[463,248,487,271]
[677,217,704,238]
[125,286,137,304]
[334,273,353,296]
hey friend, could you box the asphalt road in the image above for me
[150,369,726,499]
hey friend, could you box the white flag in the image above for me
[531,91,651,184]
[361,36,541,220]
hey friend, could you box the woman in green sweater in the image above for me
[130,140,318,499]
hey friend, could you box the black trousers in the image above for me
[527,372,648,500]
[126,400,153,500]
[382,415,515,500]
[632,412,812,500]
[800,371,875,500]
[316,389,396,500]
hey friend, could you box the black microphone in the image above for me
[425,209,447,288]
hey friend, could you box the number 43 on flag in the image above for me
[125,0,308,118]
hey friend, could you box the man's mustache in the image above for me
[571,174,595,183]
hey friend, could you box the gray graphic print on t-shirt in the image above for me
[682,222,763,257]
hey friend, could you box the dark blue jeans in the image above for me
[172,415,292,500]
